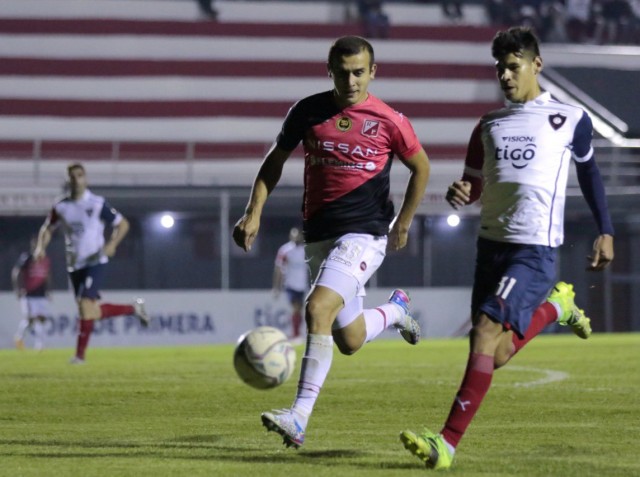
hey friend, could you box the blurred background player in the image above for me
[272,227,309,343]
[400,27,614,470]
[233,35,430,448]
[11,236,52,351]
[34,163,150,364]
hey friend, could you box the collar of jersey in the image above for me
[71,189,90,202]
[505,91,551,109]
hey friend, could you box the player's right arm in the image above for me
[272,263,284,298]
[233,145,292,252]
[34,212,56,260]
[10,257,25,298]
[272,245,286,297]
[446,122,484,209]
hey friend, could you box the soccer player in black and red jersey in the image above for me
[12,237,52,351]
[233,36,431,448]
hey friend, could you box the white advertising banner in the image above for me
[0,288,472,350]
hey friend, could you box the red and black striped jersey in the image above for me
[276,91,422,242]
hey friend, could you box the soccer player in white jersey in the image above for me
[233,36,430,448]
[272,227,309,343]
[400,27,615,470]
[34,163,150,364]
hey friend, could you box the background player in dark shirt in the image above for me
[12,237,52,351]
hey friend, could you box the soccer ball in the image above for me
[233,326,297,390]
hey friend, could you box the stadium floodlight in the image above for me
[160,214,175,229]
[447,214,461,227]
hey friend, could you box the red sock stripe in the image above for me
[441,353,494,448]
[511,302,558,355]
[374,307,387,328]
[76,319,94,360]
[100,303,135,319]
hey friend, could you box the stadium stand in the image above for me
[0,0,502,191]
[0,0,637,198]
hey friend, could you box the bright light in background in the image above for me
[447,214,461,227]
[160,214,175,229]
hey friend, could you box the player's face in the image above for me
[68,167,88,197]
[495,52,542,103]
[328,50,376,108]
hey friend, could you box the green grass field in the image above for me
[2,334,639,477]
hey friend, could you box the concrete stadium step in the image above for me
[0,0,500,164]
[0,18,498,42]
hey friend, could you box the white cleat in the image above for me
[134,298,150,327]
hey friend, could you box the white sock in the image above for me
[443,437,456,456]
[14,319,29,340]
[364,303,404,342]
[291,333,334,426]
[33,321,45,350]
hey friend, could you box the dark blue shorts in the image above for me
[285,288,305,306]
[69,263,106,300]
[472,237,557,338]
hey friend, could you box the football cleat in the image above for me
[261,409,305,448]
[400,429,453,470]
[547,282,591,339]
[388,289,421,345]
[69,356,86,365]
[134,298,150,327]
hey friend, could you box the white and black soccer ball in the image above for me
[233,326,296,390]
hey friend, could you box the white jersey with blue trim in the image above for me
[465,92,594,247]
[275,241,309,293]
[49,189,123,271]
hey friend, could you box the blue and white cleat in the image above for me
[388,289,421,345]
[261,409,305,449]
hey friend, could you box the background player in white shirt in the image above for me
[272,227,309,343]
[233,36,431,449]
[34,163,149,364]
[401,26,615,470]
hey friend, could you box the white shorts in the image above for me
[306,233,387,329]
[20,297,52,319]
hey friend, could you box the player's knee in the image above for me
[493,353,510,369]
[79,298,100,320]
[470,318,502,354]
[305,299,336,331]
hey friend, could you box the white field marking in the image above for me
[503,365,569,388]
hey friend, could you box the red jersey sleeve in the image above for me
[48,206,59,226]
[389,112,422,159]
[462,121,484,203]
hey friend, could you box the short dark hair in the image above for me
[67,162,85,175]
[491,27,541,60]
[328,36,375,70]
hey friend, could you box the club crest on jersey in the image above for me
[548,113,567,130]
[361,119,380,137]
[336,117,352,132]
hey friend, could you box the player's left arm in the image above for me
[233,145,292,252]
[573,112,614,271]
[103,204,130,258]
[388,147,431,252]
[11,260,25,298]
